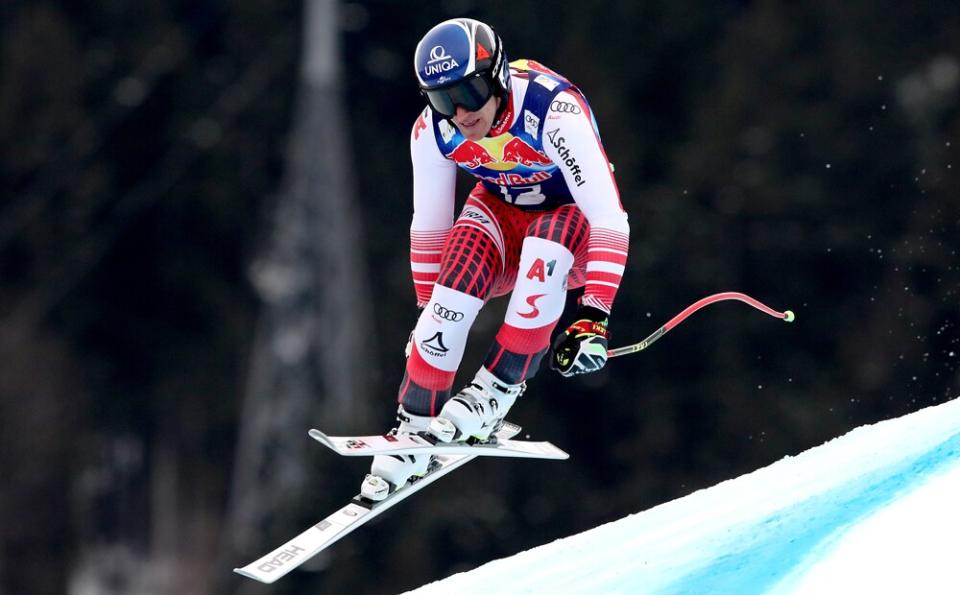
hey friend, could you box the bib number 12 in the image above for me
[499,184,546,206]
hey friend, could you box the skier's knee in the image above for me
[525,207,587,252]
[410,285,484,373]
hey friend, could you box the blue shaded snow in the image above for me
[663,430,960,594]
[408,397,960,595]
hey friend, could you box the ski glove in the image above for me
[550,306,610,377]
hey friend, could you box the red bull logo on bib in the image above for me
[446,141,497,169]
[446,133,552,171]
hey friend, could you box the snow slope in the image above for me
[408,397,960,594]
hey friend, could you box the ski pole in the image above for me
[607,292,794,358]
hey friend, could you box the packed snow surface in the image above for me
[408,397,960,594]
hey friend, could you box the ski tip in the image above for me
[308,429,333,447]
[233,568,266,583]
[234,566,283,584]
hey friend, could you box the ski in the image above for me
[234,422,527,584]
[308,427,569,460]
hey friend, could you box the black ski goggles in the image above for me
[422,73,494,118]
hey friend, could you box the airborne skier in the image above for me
[362,18,630,500]
[235,18,806,584]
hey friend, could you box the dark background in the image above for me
[2,1,958,594]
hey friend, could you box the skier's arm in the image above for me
[541,90,630,314]
[409,108,457,307]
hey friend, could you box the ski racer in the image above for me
[362,18,630,500]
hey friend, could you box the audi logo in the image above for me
[550,101,582,114]
[433,303,464,321]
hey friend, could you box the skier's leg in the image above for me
[486,205,589,383]
[432,206,589,442]
[398,199,505,416]
[365,194,507,499]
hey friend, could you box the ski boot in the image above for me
[360,406,434,501]
[429,366,525,443]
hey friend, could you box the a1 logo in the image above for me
[526,258,556,282]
